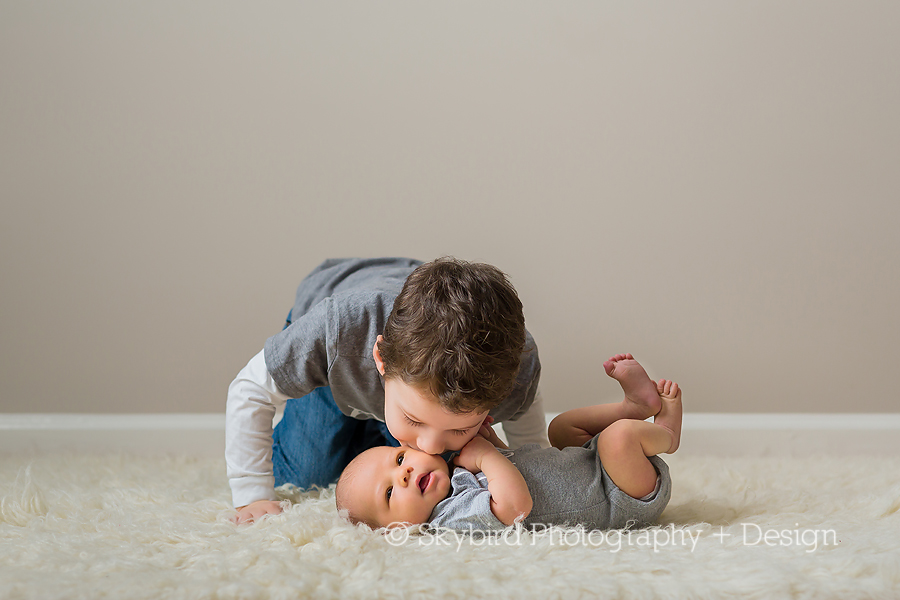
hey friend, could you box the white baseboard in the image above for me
[677,413,900,458]
[0,414,226,458]
[2,413,899,458]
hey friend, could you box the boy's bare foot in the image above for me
[603,353,662,419]
[654,379,683,453]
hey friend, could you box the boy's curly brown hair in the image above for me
[377,257,526,414]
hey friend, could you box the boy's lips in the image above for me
[416,472,432,494]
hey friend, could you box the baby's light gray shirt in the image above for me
[428,467,507,531]
[428,440,671,532]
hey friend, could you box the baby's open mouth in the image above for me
[418,472,431,493]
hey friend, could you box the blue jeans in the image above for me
[272,386,399,489]
[271,310,398,489]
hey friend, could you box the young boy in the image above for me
[335,354,681,532]
[226,257,546,524]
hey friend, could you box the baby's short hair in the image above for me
[335,450,378,528]
[378,257,526,414]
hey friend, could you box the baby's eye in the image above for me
[404,415,422,427]
[452,429,470,436]
[386,486,393,501]
[397,453,404,466]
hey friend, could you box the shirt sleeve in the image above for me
[225,349,291,507]
[501,387,550,449]
[428,469,507,532]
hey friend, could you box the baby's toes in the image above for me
[662,381,681,399]
[657,379,678,398]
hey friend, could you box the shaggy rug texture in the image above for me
[1,452,899,600]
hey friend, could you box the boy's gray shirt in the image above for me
[263,258,541,423]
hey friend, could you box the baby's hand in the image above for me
[233,499,284,524]
[453,435,496,474]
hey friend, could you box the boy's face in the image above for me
[351,446,452,528]
[375,336,488,455]
[383,377,487,455]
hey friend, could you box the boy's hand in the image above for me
[453,435,497,474]
[234,500,284,524]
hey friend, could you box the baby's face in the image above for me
[351,446,452,528]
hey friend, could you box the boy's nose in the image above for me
[417,437,444,455]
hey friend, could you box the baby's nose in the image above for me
[398,466,413,486]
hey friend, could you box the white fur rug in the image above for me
[2,452,899,600]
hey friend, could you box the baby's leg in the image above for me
[654,379,683,453]
[596,380,683,499]
[548,354,661,450]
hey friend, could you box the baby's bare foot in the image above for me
[654,379,683,453]
[603,353,662,419]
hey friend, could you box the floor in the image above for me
[2,451,899,599]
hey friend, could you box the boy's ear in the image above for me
[373,335,386,376]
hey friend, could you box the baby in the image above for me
[336,354,682,531]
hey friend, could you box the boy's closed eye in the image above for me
[403,414,471,436]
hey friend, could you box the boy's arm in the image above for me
[454,437,532,526]
[226,350,291,521]
[501,389,550,449]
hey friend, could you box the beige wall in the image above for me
[2,1,898,415]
